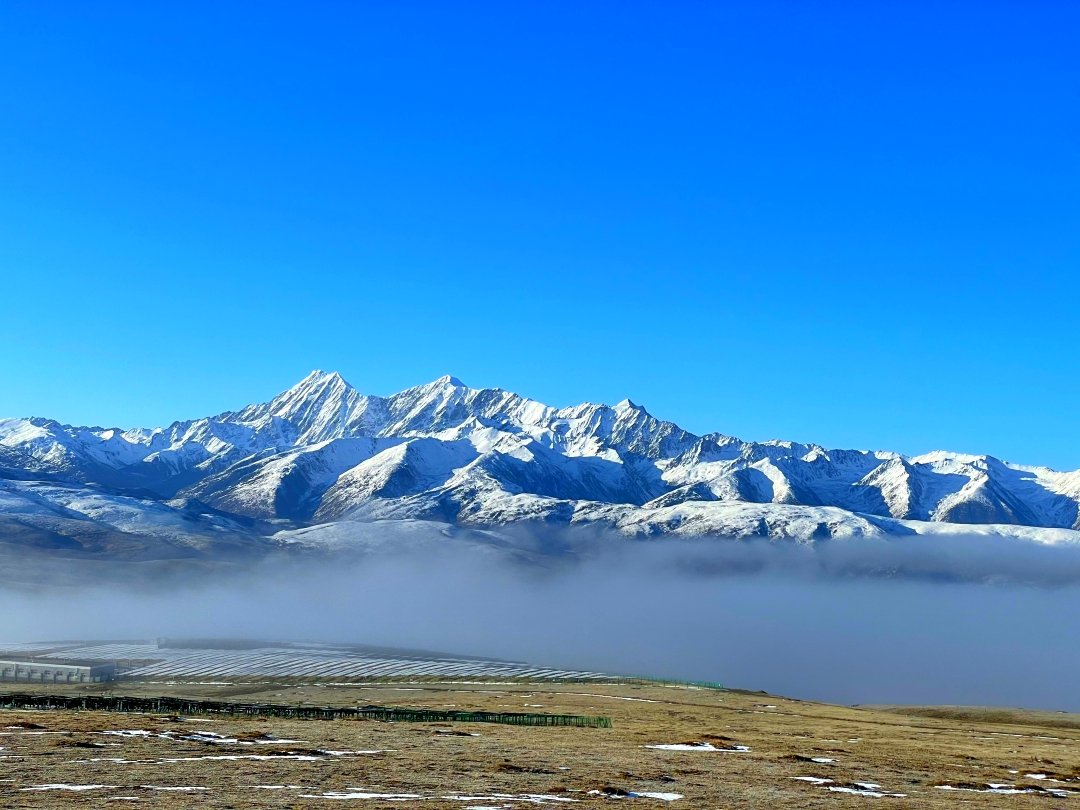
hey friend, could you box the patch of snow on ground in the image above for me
[936,784,1035,795]
[645,742,749,752]
[251,785,307,790]
[587,790,683,801]
[143,785,209,791]
[826,786,905,797]
[318,749,389,756]
[77,753,325,764]
[444,795,578,804]
[97,728,307,746]
[793,778,904,798]
[21,784,114,791]
[937,783,1073,797]
[633,793,682,801]
[300,791,423,800]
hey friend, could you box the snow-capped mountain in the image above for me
[2,370,1079,553]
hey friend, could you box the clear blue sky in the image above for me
[0,2,1077,468]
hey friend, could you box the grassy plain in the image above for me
[0,679,1077,807]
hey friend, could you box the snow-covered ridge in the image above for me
[1,370,1079,540]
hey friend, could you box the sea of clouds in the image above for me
[3,527,1079,710]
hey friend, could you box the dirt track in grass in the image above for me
[0,680,1077,807]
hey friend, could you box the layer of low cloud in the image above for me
[2,527,1079,711]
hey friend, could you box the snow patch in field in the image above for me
[96,728,306,746]
[77,753,325,764]
[445,795,578,804]
[21,784,114,791]
[587,789,683,800]
[301,792,423,800]
[319,749,389,756]
[827,785,906,797]
[645,742,749,752]
[166,752,325,763]
[299,792,579,804]
[632,793,683,801]
[793,778,905,798]
[251,785,307,790]
[937,783,1074,797]
[143,785,209,791]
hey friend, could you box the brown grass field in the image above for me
[0,679,1077,807]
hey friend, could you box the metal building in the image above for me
[0,659,116,684]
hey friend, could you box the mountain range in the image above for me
[1,370,1078,567]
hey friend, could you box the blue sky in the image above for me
[0,2,1076,468]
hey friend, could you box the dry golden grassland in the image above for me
[0,680,1077,807]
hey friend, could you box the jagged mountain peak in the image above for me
[279,369,354,398]
[214,369,374,447]
[434,374,466,387]
[302,368,348,383]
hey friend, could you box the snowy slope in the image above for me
[0,478,267,562]
[2,371,1079,546]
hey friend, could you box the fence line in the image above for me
[0,693,612,728]
[621,676,725,690]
